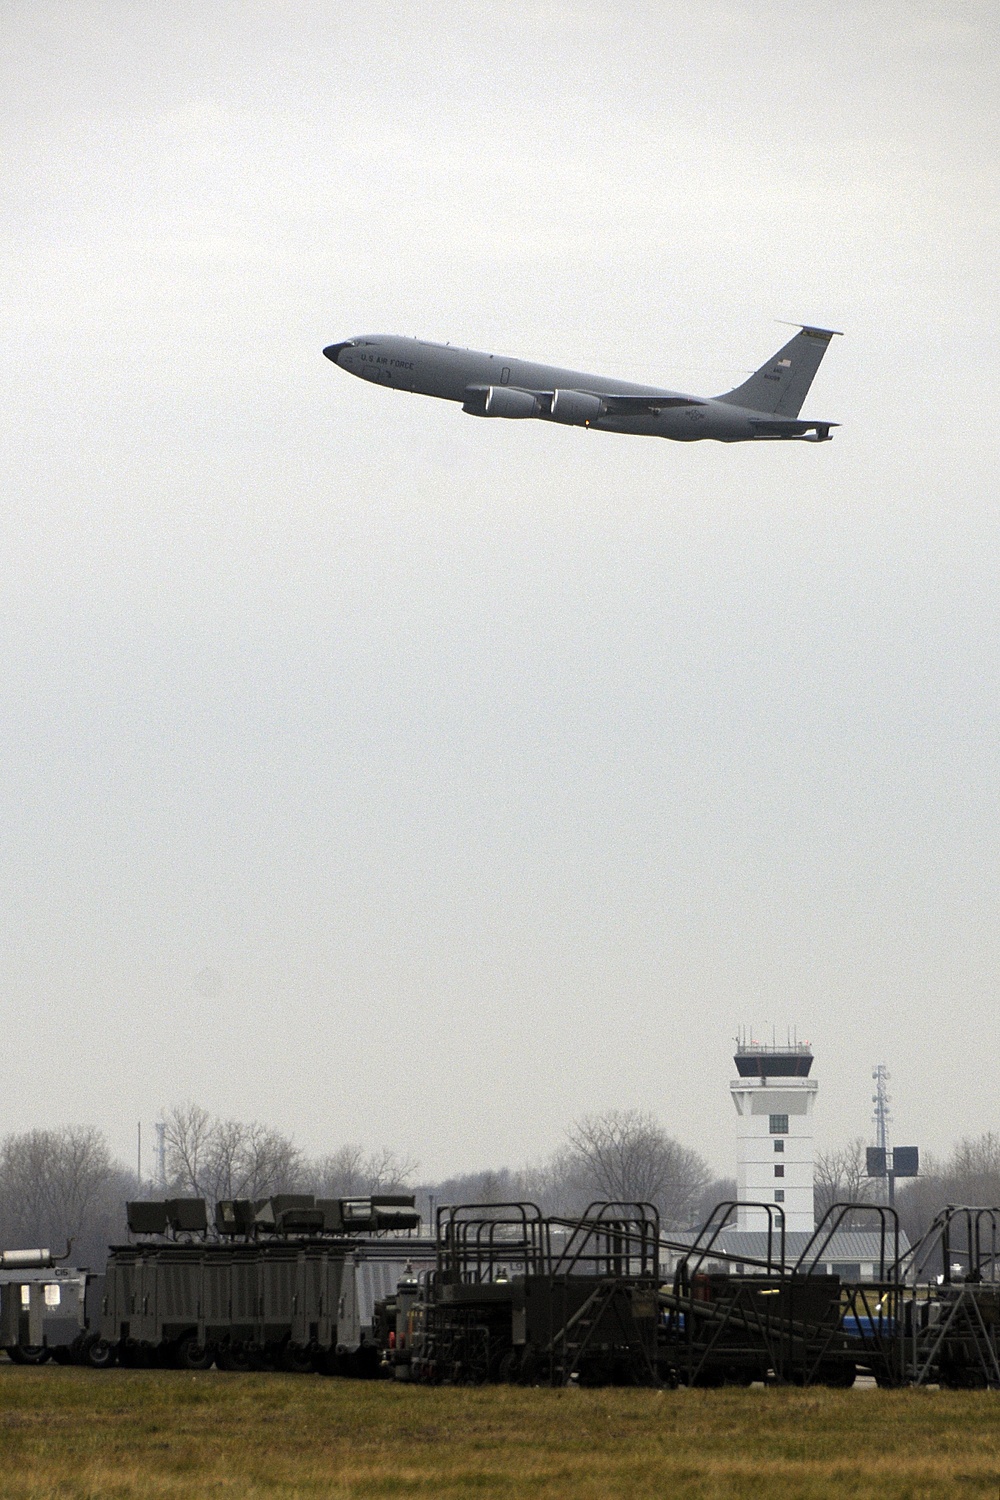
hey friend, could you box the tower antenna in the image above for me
[872,1064,892,1155]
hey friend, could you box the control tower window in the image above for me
[775,1189,785,1202]
[769,1114,789,1135]
[774,1140,784,1153]
[774,1165,785,1178]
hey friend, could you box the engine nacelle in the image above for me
[549,388,604,426]
[463,385,540,419]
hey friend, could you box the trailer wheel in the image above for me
[280,1342,315,1375]
[216,1343,251,1372]
[83,1337,117,1369]
[7,1346,49,1366]
[174,1333,214,1371]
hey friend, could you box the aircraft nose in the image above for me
[323,341,354,365]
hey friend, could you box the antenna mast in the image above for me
[872,1063,892,1202]
[872,1063,891,1154]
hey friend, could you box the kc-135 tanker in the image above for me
[323,324,840,445]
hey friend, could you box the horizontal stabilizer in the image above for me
[750,417,838,442]
[718,325,841,418]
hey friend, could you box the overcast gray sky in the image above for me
[2,0,998,1179]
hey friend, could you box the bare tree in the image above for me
[202,1117,249,1201]
[414,1156,579,1228]
[203,1119,302,1202]
[896,1135,1000,1243]
[894,1155,945,1245]
[361,1145,420,1192]
[161,1104,215,1197]
[48,1126,117,1236]
[0,1130,61,1241]
[516,1157,573,1216]
[161,1106,302,1204]
[309,1144,367,1197]
[694,1176,738,1229]
[308,1144,418,1199]
[948,1133,1000,1205]
[814,1137,878,1227]
[0,1126,130,1266]
[417,1167,519,1224]
[564,1110,710,1230]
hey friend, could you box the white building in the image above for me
[730,1039,817,1232]
[656,1038,910,1278]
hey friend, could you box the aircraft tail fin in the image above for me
[716,325,841,417]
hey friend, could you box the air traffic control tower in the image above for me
[731,1038,817,1232]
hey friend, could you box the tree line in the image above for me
[418,1110,721,1229]
[815,1133,1000,1242]
[0,1106,711,1266]
[2,1110,996,1268]
[159,1103,420,1203]
[0,1127,132,1270]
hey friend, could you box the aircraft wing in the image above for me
[599,393,705,413]
[475,385,707,417]
[513,389,704,414]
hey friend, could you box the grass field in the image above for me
[0,1365,998,1499]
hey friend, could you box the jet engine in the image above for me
[549,389,604,426]
[463,386,540,419]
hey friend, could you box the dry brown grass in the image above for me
[0,1365,998,1499]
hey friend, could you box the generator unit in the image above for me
[0,1249,105,1366]
[98,1192,433,1371]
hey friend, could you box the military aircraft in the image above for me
[323,324,840,444]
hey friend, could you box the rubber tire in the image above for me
[174,1333,214,1371]
[8,1346,49,1366]
[83,1338,117,1370]
[281,1343,315,1375]
[216,1344,252,1373]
